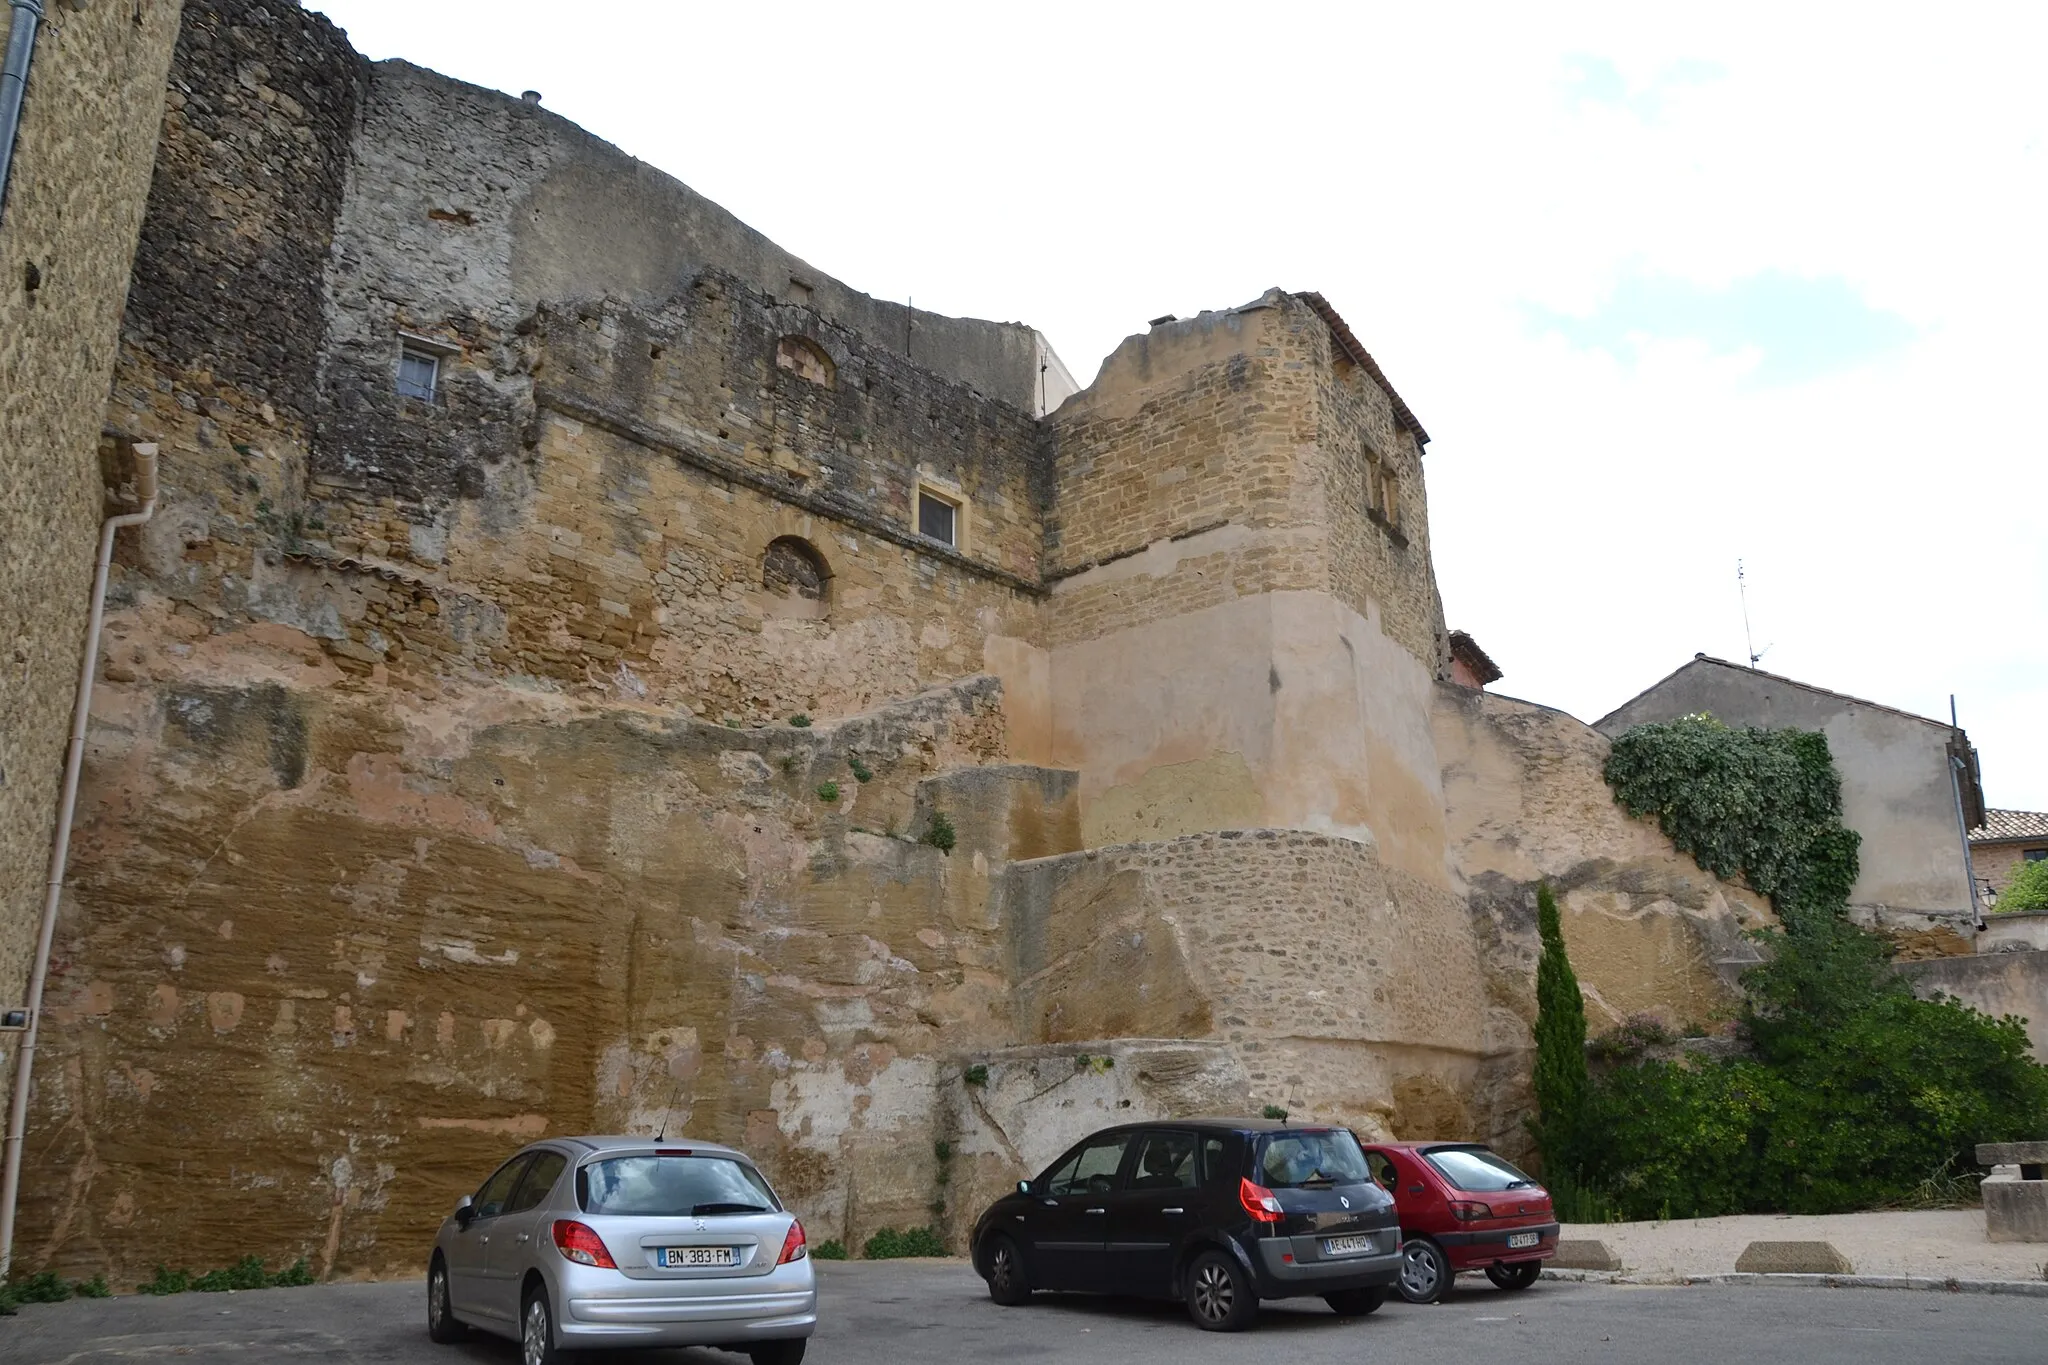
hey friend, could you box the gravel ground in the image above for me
[1564,1209,2048,1282]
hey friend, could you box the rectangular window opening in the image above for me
[917,488,959,548]
[2025,849,2047,863]
[397,347,440,401]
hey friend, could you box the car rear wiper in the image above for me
[691,1202,771,1215]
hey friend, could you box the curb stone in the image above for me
[1541,1268,2048,1298]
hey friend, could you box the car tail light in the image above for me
[1239,1178,1284,1224]
[552,1219,618,1269]
[1448,1200,1489,1222]
[777,1218,809,1265]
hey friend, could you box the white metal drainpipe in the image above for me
[0,0,47,229]
[0,443,158,1278]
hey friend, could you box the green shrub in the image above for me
[816,781,840,803]
[269,1258,315,1288]
[1998,859,2048,913]
[862,1226,947,1259]
[193,1256,272,1293]
[963,1063,989,1087]
[789,714,812,727]
[848,756,874,783]
[12,1271,72,1304]
[811,1239,848,1261]
[138,1265,192,1296]
[1530,882,1588,1172]
[1260,1104,1289,1121]
[1587,1011,1678,1064]
[73,1273,111,1299]
[1577,718,2048,1217]
[923,811,956,853]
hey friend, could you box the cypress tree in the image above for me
[1531,882,1588,1171]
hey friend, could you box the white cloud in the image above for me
[308,0,2048,807]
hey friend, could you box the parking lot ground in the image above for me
[4,1258,2048,1364]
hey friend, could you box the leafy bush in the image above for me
[862,1226,946,1259]
[1998,858,2048,913]
[1587,1011,1678,1064]
[848,756,874,783]
[811,1239,848,1261]
[74,1273,111,1299]
[816,781,840,803]
[139,1265,191,1296]
[963,1063,989,1087]
[789,714,812,727]
[1574,718,2048,1218]
[923,811,956,853]
[12,1271,72,1304]
[1260,1104,1289,1121]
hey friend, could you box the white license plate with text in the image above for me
[1323,1234,1377,1257]
[1506,1232,1540,1249]
[663,1246,738,1267]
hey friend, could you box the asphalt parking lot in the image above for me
[4,1260,2047,1364]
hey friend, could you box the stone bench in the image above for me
[1977,1142,2048,1243]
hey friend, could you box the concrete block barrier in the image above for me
[1733,1241,1854,1274]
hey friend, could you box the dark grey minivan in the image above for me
[969,1118,1400,1330]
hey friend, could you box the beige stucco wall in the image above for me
[0,0,183,1118]
[1899,952,2048,1061]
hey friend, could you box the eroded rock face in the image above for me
[1434,684,1775,1087]
[24,659,1037,1280]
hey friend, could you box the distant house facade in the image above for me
[1971,810,2048,906]
[1596,655,1986,949]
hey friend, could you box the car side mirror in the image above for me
[1016,1180,1033,1197]
[453,1195,474,1226]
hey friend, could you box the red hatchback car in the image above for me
[1358,1142,1558,1303]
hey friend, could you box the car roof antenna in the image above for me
[655,1070,685,1143]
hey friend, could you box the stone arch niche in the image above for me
[774,335,835,388]
[762,535,831,617]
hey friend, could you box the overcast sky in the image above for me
[310,1,2048,811]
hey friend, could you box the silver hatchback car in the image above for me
[426,1135,817,1365]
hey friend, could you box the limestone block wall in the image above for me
[1434,683,1774,1036]
[0,0,184,1120]
[1899,952,2048,1062]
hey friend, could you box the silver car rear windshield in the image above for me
[1422,1146,1538,1192]
[577,1155,781,1217]
[1253,1129,1371,1189]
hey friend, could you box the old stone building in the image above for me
[5,0,1780,1282]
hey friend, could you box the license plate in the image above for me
[662,1246,738,1267]
[1323,1234,1377,1257]
[1506,1232,1540,1249]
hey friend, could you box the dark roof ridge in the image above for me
[1599,653,1962,734]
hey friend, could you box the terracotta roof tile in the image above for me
[1970,809,2048,844]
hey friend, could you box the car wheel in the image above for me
[1397,1237,1451,1304]
[521,1285,565,1365]
[1323,1285,1388,1317]
[1486,1260,1542,1291]
[1184,1249,1258,1332]
[748,1341,807,1365]
[425,1256,466,1343]
[985,1235,1033,1306]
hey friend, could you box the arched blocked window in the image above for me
[763,536,830,602]
[774,335,835,388]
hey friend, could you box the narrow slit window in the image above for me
[397,347,440,401]
[917,489,958,547]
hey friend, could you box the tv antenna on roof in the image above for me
[1737,559,1772,667]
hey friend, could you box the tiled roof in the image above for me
[1292,292,1429,446]
[1970,809,2048,844]
[1448,630,1503,685]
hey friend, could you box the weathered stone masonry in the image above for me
[11,0,1774,1284]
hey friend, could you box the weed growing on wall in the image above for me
[923,811,956,853]
[1573,717,2048,1218]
